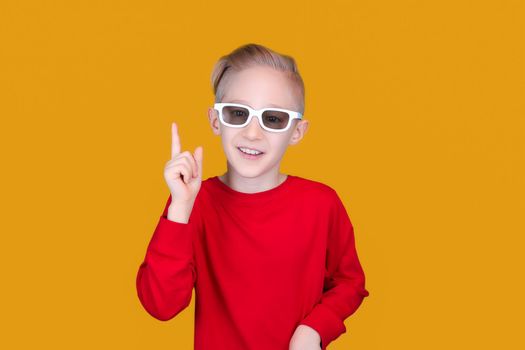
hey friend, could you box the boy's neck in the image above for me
[218,171,288,194]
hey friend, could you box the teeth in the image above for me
[239,147,262,155]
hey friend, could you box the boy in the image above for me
[136,43,369,350]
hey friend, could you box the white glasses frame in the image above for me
[213,102,303,133]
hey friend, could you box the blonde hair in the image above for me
[210,43,305,115]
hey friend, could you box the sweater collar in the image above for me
[209,174,296,203]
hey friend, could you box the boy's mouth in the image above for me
[237,146,264,159]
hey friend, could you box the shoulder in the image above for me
[193,176,217,202]
[290,176,352,227]
[289,175,340,203]
[290,175,337,193]
[200,176,216,189]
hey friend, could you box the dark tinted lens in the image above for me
[262,110,290,129]
[222,106,249,125]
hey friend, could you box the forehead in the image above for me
[225,99,287,109]
[222,66,300,111]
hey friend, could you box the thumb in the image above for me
[194,146,203,178]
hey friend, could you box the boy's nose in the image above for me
[242,116,264,138]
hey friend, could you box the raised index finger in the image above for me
[171,122,181,159]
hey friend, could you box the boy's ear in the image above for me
[208,107,221,135]
[289,119,309,145]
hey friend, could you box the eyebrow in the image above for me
[225,99,286,109]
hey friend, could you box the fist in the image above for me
[289,325,322,350]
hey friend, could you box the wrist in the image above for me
[167,200,194,223]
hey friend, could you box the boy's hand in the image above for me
[164,122,203,204]
[289,325,322,350]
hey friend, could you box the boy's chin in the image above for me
[227,161,270,179]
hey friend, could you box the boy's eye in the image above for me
[232,109,248,117]
[264,115,283,123]
[261,110,290,129]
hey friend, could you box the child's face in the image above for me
[208,65,309,178]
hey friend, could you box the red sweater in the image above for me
[136,175,369,349]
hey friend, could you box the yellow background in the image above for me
[1,0,523,349]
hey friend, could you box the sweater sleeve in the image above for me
[136,194,201,321]
[299,190,369,349]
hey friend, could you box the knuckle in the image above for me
[182,156,194,169]
[173,156,188,166]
